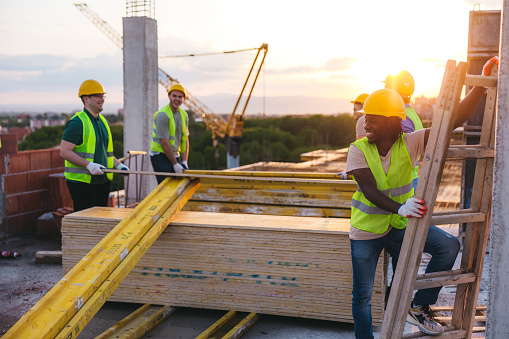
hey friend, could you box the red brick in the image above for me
[51,149,64,168]
[5,210,48,236]
[0,134,18,155]
[8,153,30,173]
[30,150,52,170]
[27,169,50,191]
[18,190,47,213]
[3,173,28,194]
[5,195,19,214]
[0,155,6,174]
[37,212,59,239]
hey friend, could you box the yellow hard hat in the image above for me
[78,79,106,98]
[350,93,369,104]
[360,89,406,120]
[383,70,415,96]
[168,83,186,98]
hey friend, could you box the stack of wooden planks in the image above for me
[62,207,386,324]
[182,171,357,218]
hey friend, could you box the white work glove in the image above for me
[397,197,427,218]
[482,56,499,76]
[173,162,184,174]
[181,160,189,171]
[116,163,129,176]
[86,162,105,175]
[338,170,348,180]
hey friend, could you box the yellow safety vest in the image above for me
[151,105,188,154]
[64,111,114,183]
[405,106,423,179]
[351,135,415,234]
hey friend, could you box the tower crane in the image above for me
[74,3,267,168]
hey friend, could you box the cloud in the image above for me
[324,57,358,72]
[420,58,447,67]
[0,53,122,93]
[0,54,73,72]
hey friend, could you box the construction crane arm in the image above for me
[74,2,228,137]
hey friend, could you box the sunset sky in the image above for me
[0,0,503,114]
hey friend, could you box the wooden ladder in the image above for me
[380,59,498,338]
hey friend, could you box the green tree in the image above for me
[18,126,64,151]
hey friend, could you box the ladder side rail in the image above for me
[452,83,497,335]
[381,60,468,338]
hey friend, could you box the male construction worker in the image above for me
[60,79,129,212]
[338,93,370,179]
[355,71,423,190]
[352,93,369,122]
[345,83,487,338]
[150,83,189,184]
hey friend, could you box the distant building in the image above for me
[413,96,436,125]
[30,113,66,129]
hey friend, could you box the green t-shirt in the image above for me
[62,109,110,184]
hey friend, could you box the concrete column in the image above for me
[122,17,158,205]
[487,0,509,336]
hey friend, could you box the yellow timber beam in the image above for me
[95,304,175,339]
[4,178,200,339]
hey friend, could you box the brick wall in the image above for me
[0,143,67,237]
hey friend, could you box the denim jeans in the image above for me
[150,153,180,184]
[350,226,460,339]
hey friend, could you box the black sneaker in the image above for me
[406,304,444,335]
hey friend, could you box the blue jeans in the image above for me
[350,226,460,339]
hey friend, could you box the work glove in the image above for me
[86,162,105,175]
[116,163,129,176]
[173,162,184,174]
[337,170,348,180]
[397,197,427,218]
[482,56,499,76]
[181,160,189,171]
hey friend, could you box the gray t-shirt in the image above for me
[153,109,188,156]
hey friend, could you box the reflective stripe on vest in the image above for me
[151,105,188,154]
[351,135,414,234]
[405,106,423,179]
[64,111,114,183]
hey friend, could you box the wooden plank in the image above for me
[446,145,494,159]
[414,270,476,290]
[452,67,497,336]
[431,211,485,225]
[464,74,497,88]
[35,250,62,264]
[95,304,175,339]
[61,208,386,325]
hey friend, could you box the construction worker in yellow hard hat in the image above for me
[345,82,488,337]
[60,79,129,212]
[150,83,189,184]
[351,93,369,121]
[384,71,424,191]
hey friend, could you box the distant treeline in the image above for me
[15,113,357,170]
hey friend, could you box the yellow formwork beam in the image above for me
[57,181,198,338]
[95,304,175,339]
[4,178,199,339]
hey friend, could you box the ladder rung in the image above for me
[435,314,486,322]
[431,210,485,225]
[414,269,476,290]
[447,145,494,159]
[402,326,462,338]
[465,74,497,88]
